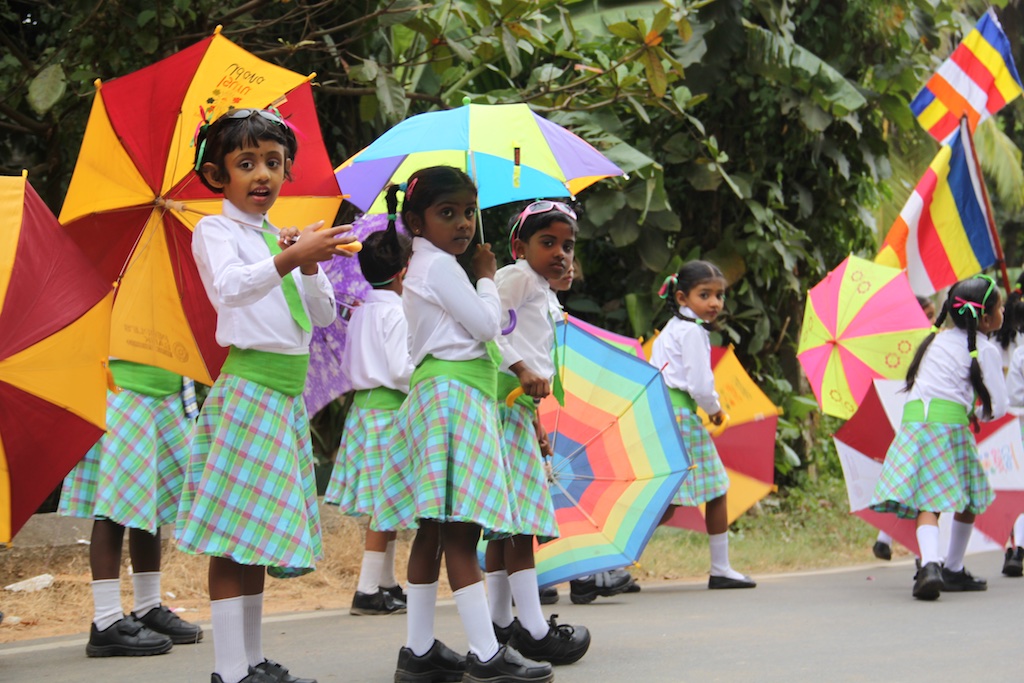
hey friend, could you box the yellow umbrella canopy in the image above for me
[0,174,113,543]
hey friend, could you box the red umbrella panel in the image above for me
[834,379,1024,554]
[59,29,342,385]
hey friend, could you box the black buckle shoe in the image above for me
[912,561,943,600]
[940,565,987,592]
[569,571,632,604]
[1003,547,1024,577]
[464,645,553,683]
[133,605,203,644]
[350,588,407,616]
[509,614,591,666]
[538,586,559,605]
[86,615,173,657]
[494,618,518,646]
[395,639,467,683]
[383,584,407,604]
[872,541,892,561]
[708,574,756,589]
[251,658,317,683]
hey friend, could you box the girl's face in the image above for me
[409,189,478,255]
[203,139,290,214]
[978,293,1004,334]
[516,220,575,281]
[922,302,937,324]
[675,276,727,323]
[549,263,574,292]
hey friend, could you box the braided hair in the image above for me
[995,271,1024,350]
[658,260,725,325]
[904,275,1001,419]
[357,185,411,288]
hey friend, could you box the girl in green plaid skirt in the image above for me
[871,275,1007,601]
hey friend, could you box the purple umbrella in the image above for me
[303,213,406,416]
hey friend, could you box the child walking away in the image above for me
[373,167,553,683]
[871,275,1007,601]
[650,261,755,590]
[486,202,591,665]
[59,363,203,657]
[324,192,414,616]
[177,108,356,683]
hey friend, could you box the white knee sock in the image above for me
[91,579,123,631]
[485,570,513,628]
[945,520,973,572]
[916,524,940,566]
[508,569,548,641]
[211,596,248,683]
[380,540,399,588]
[131,571,161,617]
[405,582,438,656]
[876,530,892,545]
[709,532,746,580]
[357,550,385,595]
[453,582,499,661]
[1014,515,1024,549]
[242,593,264,668]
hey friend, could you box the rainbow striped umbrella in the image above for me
[335,100,623,212]
[532,321,690,588]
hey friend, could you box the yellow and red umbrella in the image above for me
[0,174,113,543]
[59,27,342,385]
[664,346,778,531]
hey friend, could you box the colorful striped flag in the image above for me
[910,9,1022,144]
[876,118,996,296]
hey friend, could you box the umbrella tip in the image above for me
[93,78,102,90]
[462,96,471,106]
[214,24,223,35]
[20,169,27,178]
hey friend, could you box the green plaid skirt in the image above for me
[671,408,729,507]
[324,405,397,521]
[499,402,559,540]
[871,421,994,519]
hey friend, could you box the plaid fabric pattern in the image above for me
[500,402,559,539]
[372,376,516,535]
[671,408,729,507]
[59,389,191,533]
[175,375,322,578]
[324,405,397,520]
[871,422,994,519]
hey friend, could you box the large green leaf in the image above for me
[976,118,1024,215]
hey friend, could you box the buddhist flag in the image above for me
[910,9,1022,144]
[876,118,996,296]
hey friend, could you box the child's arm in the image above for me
[980,343,1009,419]
[496,266,550,399]
[679,327,721,415]
[383,310,415,394]
[1008,346,1024,409]
[194,218,289,308]
[429,246,501,343]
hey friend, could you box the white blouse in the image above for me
[192,199,336,355]
[495,259,556,379]
[648,306,720,414]
[402,237,501,364]
[342,289,414,393]
[908,328,1007,420]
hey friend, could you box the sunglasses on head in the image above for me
[508,201,577,257]
[224,108,285,125]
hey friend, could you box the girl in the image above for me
[177,107,355,683]
[650,260,755,589]
[871,275,1007,601]
[995,273,1024,577]
[372,167,553,683]
[486,202,590,665]
[324,194,414,616]
[59,364,202,657]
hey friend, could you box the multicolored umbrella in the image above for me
[798,255,930,419]
[335,100,624,212]
[566,315,645,358]
[530,321,690,588]
[663,346,778,531]
[0,174,113,543]
[835,379,1024,554]
[59,27,342,385]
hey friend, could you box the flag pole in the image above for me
[962,116,1011,293]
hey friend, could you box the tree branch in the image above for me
[0,103,50,134]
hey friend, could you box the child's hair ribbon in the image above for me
[952,297,982,318]
[658,274,677,300]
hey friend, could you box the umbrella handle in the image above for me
[506,387,525,407]
[704,412,730,438]
[336,240,362,253]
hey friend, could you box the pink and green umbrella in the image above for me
[565,315,645,359]
[797,255,930,419]
[335,100,623,212]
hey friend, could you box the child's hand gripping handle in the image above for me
[703,411,730,438]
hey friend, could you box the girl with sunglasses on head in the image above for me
[871,274,1007,601]
[177,107,357,683]
[650,260,755,590]
[372,167,553,683]
[484,201,591,666]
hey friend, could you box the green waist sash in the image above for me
[352,387,407,410]
[668,388,698,412]
[498,371,537,411]
[412,355,498,401]
[221,347,309,397]
[901,398,969,426]
[110,360,180,397]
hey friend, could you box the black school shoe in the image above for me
[508,615,591,666]
[940,566,987,592]
[212,672,276,683]
[912,561,943,600]
[86,615,173,657]
[394,639,467,683]
[350,588,407,616]
[872,541,892,561]
[251,659,317,683]
[133,604,203,644]
[1003,547,1024,577]
[383,584,408,604]
[494,618,518,646]
[708,574,756,589]
[569,571,632,604]
[538,586,559,604]
[463,645,553,683]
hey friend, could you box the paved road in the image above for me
[1,551,1017,682]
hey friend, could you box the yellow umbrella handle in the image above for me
[506,386,525,407]
[704,412,730,438]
